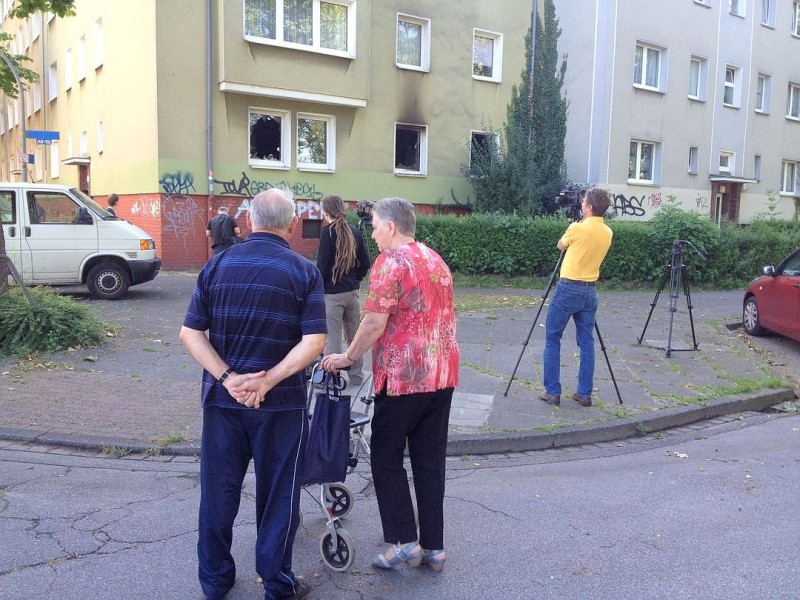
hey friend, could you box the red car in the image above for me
[743,248,800,341]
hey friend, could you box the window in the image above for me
[80,130,88,156]
[78,35,86,81]
[729,0,744,17]
[396,14,430,71]
[719,151,735,174]
[755,74,772,113]
[781,160,798,194]
[473,30,503,82]
[97,120,104,154]
[394,123,427,176]
[24,87,31,118]
[688,56,708,100]
[64,48,72,91]
[0,191,16,224]
[633,42,664,91]
[628,140,658,183]
[754,155,762,181]
[297,113,334,171]
[694,0,711,6]
[27,192,82,224]
[688,146,699,174]
[787,83,800,119]
[761,0,775,27]
[50,142,59,178]
[48,61,57,101]
[794,2,800,36]
[34,147,43,181]
[93,18,104,68]
[723,65,741,107]
[244,0,356,58]
[249,108,290,169]
[469,130,499,171]
[31,13,40,40]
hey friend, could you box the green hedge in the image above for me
[412,208,800,287]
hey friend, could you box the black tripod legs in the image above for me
[595,322,623,404]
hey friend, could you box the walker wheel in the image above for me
[320,528,355,572]
[326,483,353,519]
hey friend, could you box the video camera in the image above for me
[555,183,592,222]
[356,201,374,223]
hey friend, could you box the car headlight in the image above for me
[140,239,156,251]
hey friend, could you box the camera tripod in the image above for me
[637,240,706,357]
[504,251,623,404]
[357,217,373,262]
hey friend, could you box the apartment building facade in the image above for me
[555,0,800,224]
[0,0,529,267]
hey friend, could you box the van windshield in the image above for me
[72,188,119,220]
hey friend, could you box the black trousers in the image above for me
[370,387,454,550]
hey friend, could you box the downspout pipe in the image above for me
[1,49,27,182]
[206,0,213,196]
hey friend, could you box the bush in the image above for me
[0,287,106,357]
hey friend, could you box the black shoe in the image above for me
[572,392,592,407]
[539,391,561,406]
[288,581,311,599]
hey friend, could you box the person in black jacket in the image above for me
[317,195,371,387]
[206,206,241,255]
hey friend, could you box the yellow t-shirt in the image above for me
[559,217,613,281]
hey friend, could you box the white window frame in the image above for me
[754,155,762,181]
[755,73,772,113]
[48,61,57,101]
[97,120,104,154]
[244,0,357,60]
[50,142,59,178]
[64,48,72,91]
[472,29,503,83]
[633,42,667,92]
[694,0,712,6]
[396,13,430,72]
[394,123,428,177]
[80,130,88,156]
[719,151,735,174]
[760,0,775,27]
[33,80,41,112]
[781,160,798,195]
[723,65,741,107]
[688,56,708,101]
[628,139,659,184]
[93,18,104,68]
[31,13,40,40]
[794,2,800,37]
[787,83,800,120]
[34,147,43,181]
[469,130,500,171]
[688,146,700,174]
[249,108,291,170]
[77,35,87,81]
[296,112,335,172]
[729,0,745,17]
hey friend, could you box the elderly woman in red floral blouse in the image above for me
[322,197,459,574]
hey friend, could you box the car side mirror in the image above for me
[76,206,93,224]
[763,265,775,276]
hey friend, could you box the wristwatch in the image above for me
[217,367,232,384]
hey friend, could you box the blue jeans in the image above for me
[542,281,599,397]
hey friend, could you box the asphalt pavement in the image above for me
[0,272,798,456]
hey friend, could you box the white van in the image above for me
[1,182,161,300]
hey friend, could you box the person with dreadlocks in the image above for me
[317,195,371,387]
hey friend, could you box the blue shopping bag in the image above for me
[301,373,350,486]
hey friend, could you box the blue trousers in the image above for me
[543,280,599,397]
[198,406,307,600]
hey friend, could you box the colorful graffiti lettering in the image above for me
[649,192,662,209]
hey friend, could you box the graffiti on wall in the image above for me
[610,193,647,217]
[214,171,324,202]
[695,194,709,211]
[159,171,206,253]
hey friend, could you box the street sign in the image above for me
[18,153,34,164]
[26,130,59,145]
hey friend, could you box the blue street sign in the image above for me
[26,130,60,142]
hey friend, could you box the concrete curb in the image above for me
[444,388,795,456]
[2,388,793,458]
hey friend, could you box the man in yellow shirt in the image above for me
[540,188,613,407]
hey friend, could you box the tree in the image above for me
[463,0,567,215]
[0,0,75,297]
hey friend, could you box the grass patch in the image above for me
[102,446,131,458]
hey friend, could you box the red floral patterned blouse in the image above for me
[363,241,459,396]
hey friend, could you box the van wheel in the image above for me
[87,262,130,300]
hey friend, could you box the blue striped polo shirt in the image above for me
[183,232,327,410]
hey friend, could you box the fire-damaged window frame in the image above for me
[394,123,428,177]
[297,112,336,172]
[249,107,291,170]
[472,29,503,83]
[243,0,357,59]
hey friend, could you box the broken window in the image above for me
[394,124,427,175]
[249,109,290,168]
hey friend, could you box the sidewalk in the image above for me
[0,273,797,455]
